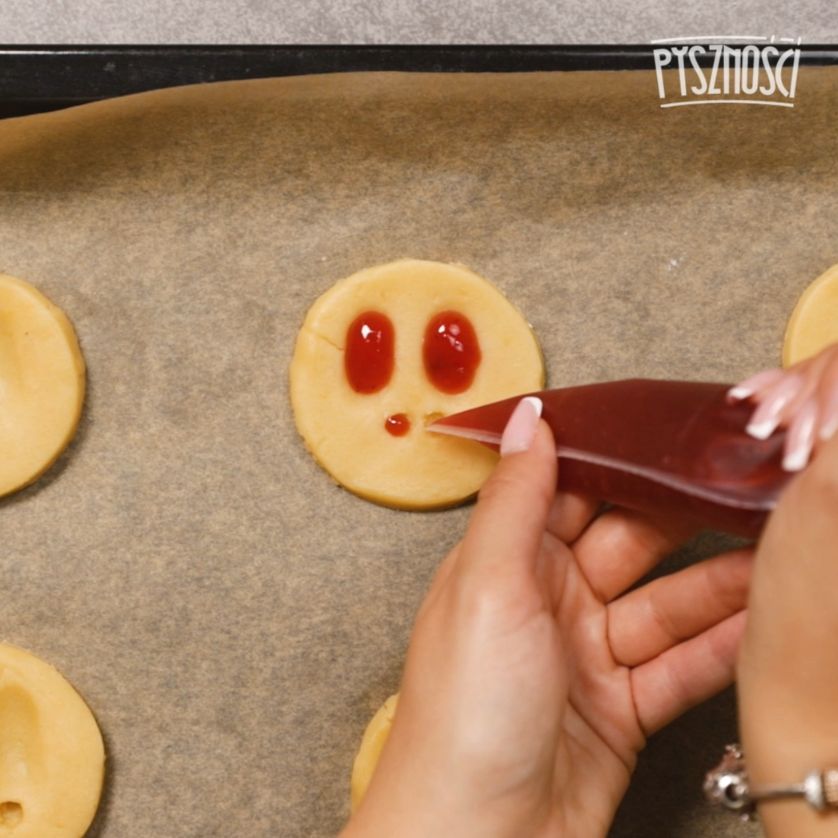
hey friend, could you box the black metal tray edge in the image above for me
[1,44,837,118]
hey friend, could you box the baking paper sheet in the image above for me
[2,66,837,837]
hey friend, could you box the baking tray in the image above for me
[2,45,838,838]
[2,43,838,118]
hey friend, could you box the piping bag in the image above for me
[429,379,793,538]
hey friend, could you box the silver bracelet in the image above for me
[704,744,838,820]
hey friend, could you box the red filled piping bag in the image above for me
[429,379,793,538]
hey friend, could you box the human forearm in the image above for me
[737,436,838,836]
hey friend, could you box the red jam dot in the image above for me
[344,311,395,394]
[385,413,411,437]
[422,311,482,394]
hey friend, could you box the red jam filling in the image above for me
[344,311,395,394]
[422,311,481,394]
[385,413,411,436]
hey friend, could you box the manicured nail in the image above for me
[746,375,803,440]
[500,396,543,456]
[728,368,784,402]
[783,399,817,472]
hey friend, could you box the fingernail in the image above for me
[728,386,755,401]
[747,416,781,441]
[728,368,784,402]
[820,405,838,442]
[783,399,818,472]
[500,396,543,456]
[746,375,803,440]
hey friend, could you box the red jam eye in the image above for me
[344,311,395,394]
[385,413,411,436]
[422,311,482,394]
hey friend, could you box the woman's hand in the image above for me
[344,397,751,838]
[737,433,838,836]
[729,343,838,471]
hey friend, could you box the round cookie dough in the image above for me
[0,274,85,497]
[350,693,398,813]
[0,643,105,838]
[783,263,838,366]
[290,260,545,509]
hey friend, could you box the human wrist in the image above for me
[737,716,838,837]
[740,697,838,779]
[756,798,838,838]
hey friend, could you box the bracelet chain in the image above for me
[704,744,838,820]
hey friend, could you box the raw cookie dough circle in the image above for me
[0,274,85,497]
[783,263,838,366]
[350,693,398,812]
[290,259,545,509]
[0,643,105,837]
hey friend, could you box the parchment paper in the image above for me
[1,66,837,837]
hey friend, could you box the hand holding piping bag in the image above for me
[344,349,838,837]
[344,399,750,838]
[729,343,838,471]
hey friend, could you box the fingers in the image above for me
[815,351,838,442]
[727,368,784,401]
[571,508,694,603]
[607,549,753,667]
[742,372,805,440]
[455,399,557,590]
[729,343,838,471]
[546,490,600,544]
[781,346,838,468]
[782,397,818,471]
[631,610,746,736]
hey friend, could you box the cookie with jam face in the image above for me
[290,259,544,509]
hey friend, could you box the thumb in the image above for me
[457,396,558,584]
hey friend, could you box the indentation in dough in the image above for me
[0,684,44,789]
[0,311,23,398]
[0,801,23,827]
[423,411,445,427]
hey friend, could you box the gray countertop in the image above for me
[4,0,836,44]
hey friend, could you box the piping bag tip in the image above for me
[424,399,518,447]
[425,420,503,446]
